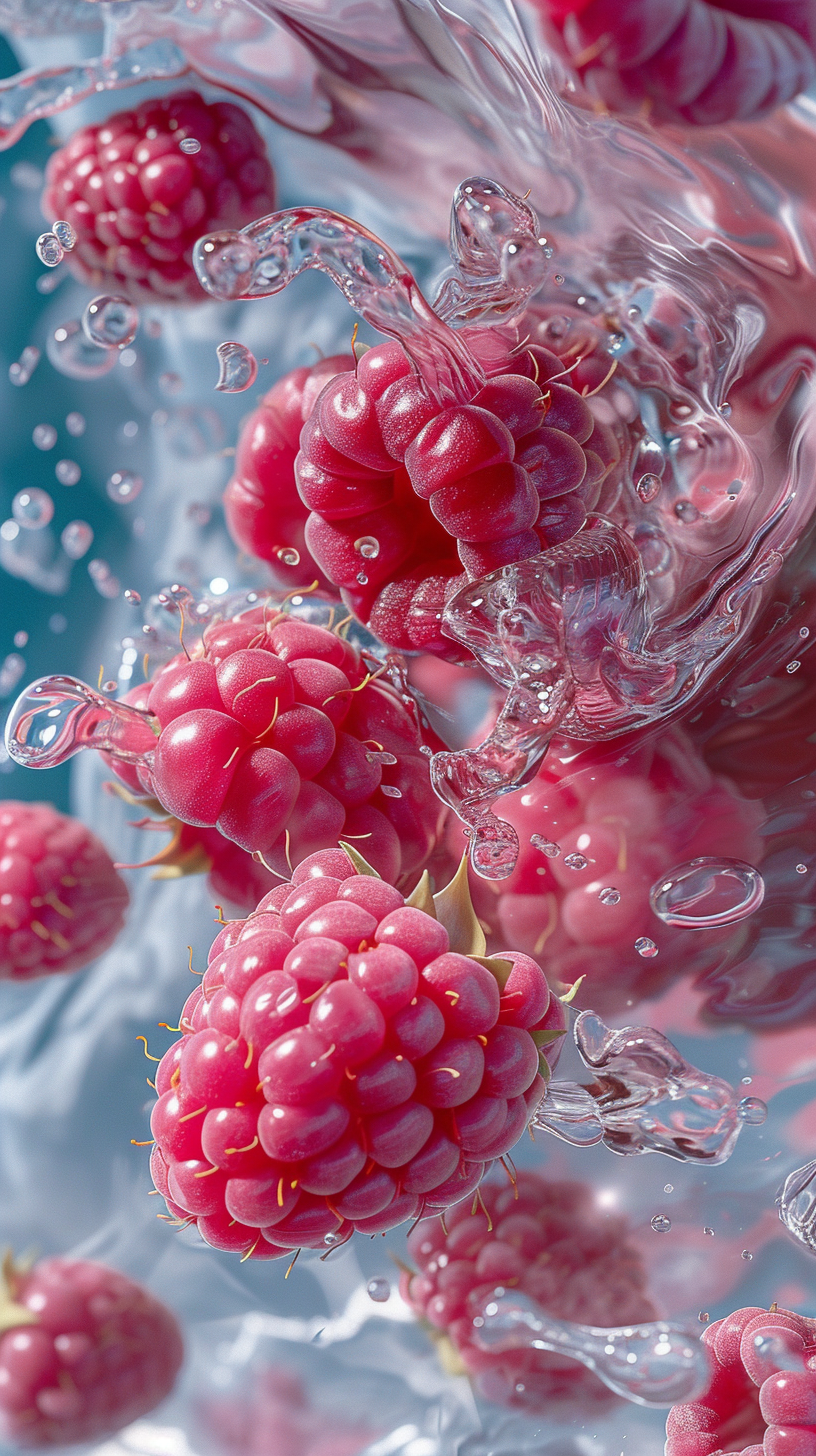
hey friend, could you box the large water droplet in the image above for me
[4,675,157,770]
[215,341,258,392]
[107,471,143,505]
[51,219,76,252]
[777,1159,816,1255]
[9,346,40,387]
[12,489,53,530]
[650,857,764,929]
[737,1097,767,1125]
[82,294,139,349]
[60,521,93,560]
[36,231,64,267]
[47,319,118,381]
[367,1277,390,1303]
[472,1292,710,1407]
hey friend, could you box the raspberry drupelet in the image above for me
[103,601,447,885]
[401,1170,655,1411]
[665,1304,816,1455]
[0,801,129,980]
[42,89,275,302]
[0,1253,183,1447]
[148,847,566,1259]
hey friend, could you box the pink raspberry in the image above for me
[202,1365,376,1456]
[266,326,623,658]
[42,89,275,303]
[666,1304,816,1455]
[147,846,565,1258]
[466,724,763,1014]
[0,800,129,980]
[401,1170,655,1411]
[225,354,353,587]
[0,1253,183,1447]
[104,603,446,885]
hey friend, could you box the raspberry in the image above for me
[203,1365,376,1456]
[293,333,621,656]
[225,354,354,585]
[466,722,763,1015]
[42,89,275,302]
[665,1304,816,1455]
[401,1170,655,1411]
[0,801,129,980]
[147,847,564,1258]
[99,601,446,885]
[0,1253,183,1447]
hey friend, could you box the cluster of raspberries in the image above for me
[148,846,566,1257]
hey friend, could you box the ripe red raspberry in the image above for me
[147,846,565,1259]
[42,89,275,302]
[291,332,621,657]
[104,604,446,884]
[225,354,354,586]
[665,1304,816,1456]
[202,1365,376,1456]
[401,1170,655,1410]
[465,723,763,1015]
[0,800,129,980]
[0,1253,183,1447]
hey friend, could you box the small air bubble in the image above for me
[531,834,560,858]
[36,232,64,268]
[354,535,380,559]
[9,346,40,387]
[356,571,369,585]
[323,1231,341,1247]
[554,274,564,286]
[664,1184,673,1194]
[799,627,810,639]
[741,1250,753,1261]
[83,294,139,349]
[635,937,658,958]
[787,660,801,674]
[55,459,80,486]
[420,745,433,757]
[107,471,143,504]
[12,488,53,530]
[124,589,142,606]
[102,680,117,693]
[718,402,732,417]
[651,1215,671,1233]
[698,1312,710,1324]
[381,785,402,798]
[60,521,93,559]
[599,887,621,906]
[276,547,300,567]
[563,852,588,871]
[65,412,85,437]
[13,632,27,649]
[797,863,808,874]
[674,499,699,524]
[704,1227,715,1236]
[179,137,201,154]
[367,1277,390,1302]
[32,424,57,451]
[737,1097,767,1125]
[636,473,661,503]
[52,219,76,251]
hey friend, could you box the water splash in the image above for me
[4,677,158,773]
[433,177,552,326]
[778,1159,816,1255]
[535,1011,747,1163]
[472,1292,710,1407]
[650,857,765,928]
[215,342,258,393]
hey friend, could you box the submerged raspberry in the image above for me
[42,89,274,302]
[105,604,446,885]
[665,1304,816,1455]
[202,1365,376,1456]
[401,1170,655,1410]
[0,1254,183,1447]
[0,801,129,980]
[148,847,565,1258]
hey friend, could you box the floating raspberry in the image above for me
[0,1252,183,1447]
[42,89,275,302]
[147,846,565,1259]
[225,354,354,587]
[0,800,129,980]
[466,724,763,1014]
[401,1170,655,1410]
[93,601,446,885]
[202,1365,376,1456]
[665,1303,816,1455]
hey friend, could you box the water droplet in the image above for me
[12,489,53,530]
[215,340,258,392]
[420,745,433,757]
[799,626,810,640]
[636,473,661,503]
[564,852,588,871]
[354,536,380,559]
[106,471,143,505]
[124,589,141,606]
[698,1312,709,1324]
[635,937,658,958]
[323,1231,342,1247]
[796,863,808,875]
[83,294,139,349]
[51,219,76,252]
[55,459,80,487]
[381,785,403,798]
[276,547,301,567]
[102,680,117,694]
[531,834,560,858]
[664,1185,674,1194]
[553,274,564,285]
[704,1227,714,1236]
[367,1277,390,1302]
[179,136,201,154]
[651,1215,671,1233]
[60,521,93,559]
[33,424,57,451]
[13,632,27,649]
[36,232,64,267]
[599,887,621,906]
[737,1097,767,1125]
[65,412,85,437]
[650,857,764,929]
[787,660,801,674]
[9,346,40,387]
[627,305,641,320]
[741,1076,752,1085]
[48,319,118,381]
[356,571,369,585]
[674,499,699,524]
[741,1249,753,1261]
